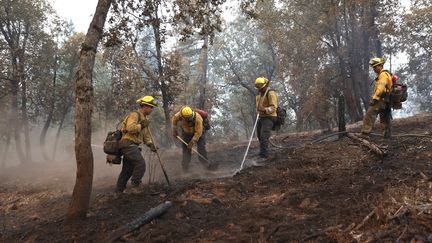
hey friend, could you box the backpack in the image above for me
[263,90,287,131]
[103,111,141,164]
[273,106,287,131]
[194,109,211,131]
[383,71,408,109]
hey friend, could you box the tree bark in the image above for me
[151,8,173,146]
[66,0,112,220]
[52,108,68,160]
[197,35,209,109]
[337,91,346,138]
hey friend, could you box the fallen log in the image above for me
[104,201,172,243]
[346,133,386,158]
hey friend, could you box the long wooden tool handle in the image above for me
[147,128,170,185]
[176,136,211,164]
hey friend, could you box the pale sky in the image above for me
[51,0,98,33]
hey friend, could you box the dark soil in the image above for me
[1,113,432,242]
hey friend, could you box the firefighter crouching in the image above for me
[361,57,393,138]
[172,106,209,171]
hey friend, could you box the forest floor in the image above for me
[1,113,432,242]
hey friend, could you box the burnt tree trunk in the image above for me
[40,55,58,161]
[151,8,172,146]
[66,0,112,220]
[52,107,68,160]
[337,91,346,138]
[197,35,209,109]
[10,57,26,164]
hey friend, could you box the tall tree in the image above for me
[0,0,50,163]
[66,0,113,220]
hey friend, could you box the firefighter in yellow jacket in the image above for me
[115,96,158,194]
[172,106,208,171]
[255,77,278,158]
[361,57,393,138]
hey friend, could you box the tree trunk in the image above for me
[52,108,67,160]
[20,67,32,163]
[197,35,209,109]
[10,56,27,164]
[337,91,346,138]
[66,0,112,221]
[1,126,11,168]
[151,8,173,147]
[40,55,58,162]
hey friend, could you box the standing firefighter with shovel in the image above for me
[172,106,211,171]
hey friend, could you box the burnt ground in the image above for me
[1,113,432,242]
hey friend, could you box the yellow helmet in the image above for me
[136,95,157,107]
[181,106,195,121]
[255,77,269,89]
[369,57,385,67]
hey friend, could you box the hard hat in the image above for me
[255,77,269,89]
[136,95,157,107]
[181,106,195,121]
[369,57,385,67]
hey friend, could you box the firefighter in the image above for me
[172,106,208,171]
[115,95,158,195]
[361,57,393,138]
[255,77,278,158]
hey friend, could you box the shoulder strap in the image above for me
[117,111,141,130]
[265,89,275,103]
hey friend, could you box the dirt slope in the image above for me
[1,113,432,242]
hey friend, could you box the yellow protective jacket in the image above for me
[256,89,278,117]
[372,70,393,101]
[172,111,203,142]
[120,111,152,145]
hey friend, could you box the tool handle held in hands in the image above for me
[176,136,211,164]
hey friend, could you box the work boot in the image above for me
[130,184,142,194]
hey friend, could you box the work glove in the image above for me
[139,119,150,129]
[172,129,178,138]
[369,99,378,106]
[264,107,274,114]
[148,143,158,152]
[187,140,196,150]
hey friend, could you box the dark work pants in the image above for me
[182,132,207,170]
[116,140,146,192]
[257,116,276,156]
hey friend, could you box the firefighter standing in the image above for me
[115,96,158,194]
[361,57,393,138]
[172,106,208,171]
[255,77,278,158]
